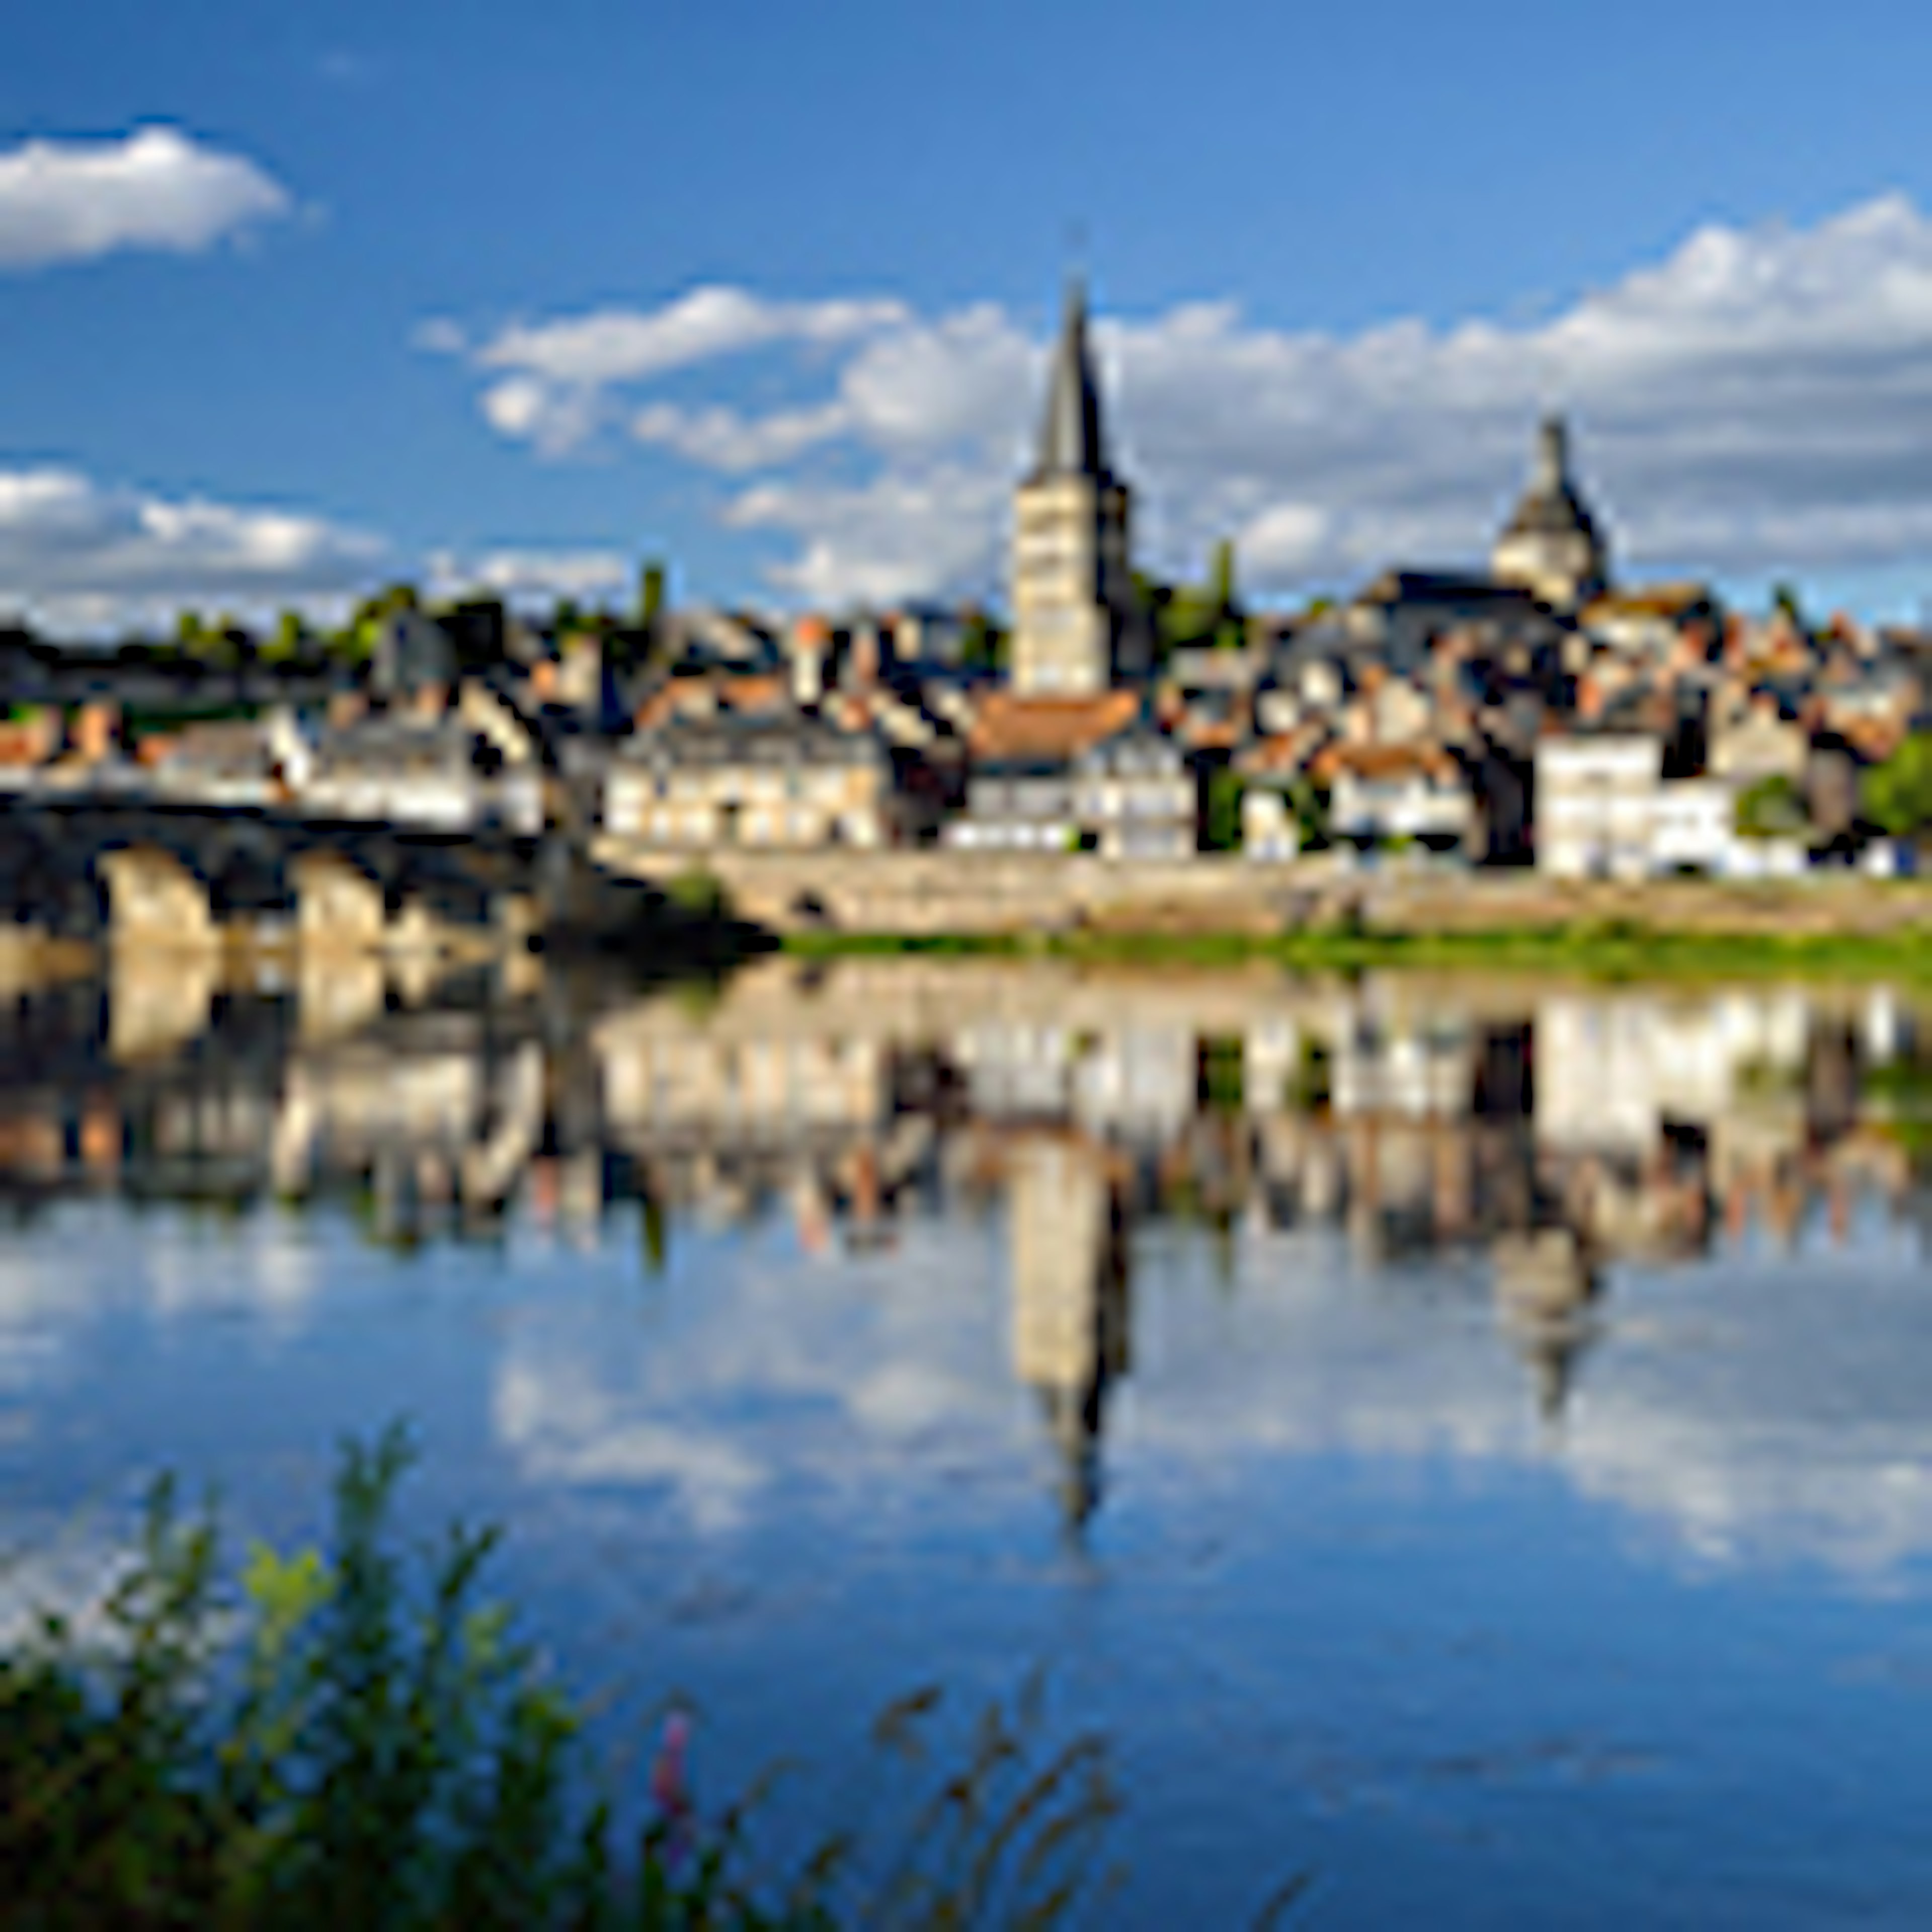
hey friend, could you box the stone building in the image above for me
[1491,417,1611,611]
[1534,731,1663,879]
[1072,721,1196,858]
[1009,280,1150,697]
[603,712,892,849]
[1315,740,1480,861]
[303,714,542,834]
[945,690,1141,851]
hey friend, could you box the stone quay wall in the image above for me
[591,841,1932,939]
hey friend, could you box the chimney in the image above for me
[848,621,880,692]
[70,700,119,764]
[790,614,830,706]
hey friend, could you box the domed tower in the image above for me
[1008,278,1150,695]
[1490,416,1609,611]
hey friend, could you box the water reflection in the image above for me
[4,951,1932,1563]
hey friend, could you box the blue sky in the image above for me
[9,0,1932,629]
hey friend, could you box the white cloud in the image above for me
[723,465,1008,607]
[632,399,854,472]
[0,468,643,635]
[441,192,1932,606]
[0,126,290,272]
[476,287,910,387]
[448,288,910,460]
[425,546,632,607]
[0,466,383,632]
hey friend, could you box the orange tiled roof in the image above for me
[1311,741,1460,785]
[0,723,51,768]
[1581,582,1711,622]
[1237,727,1323,777]
[1177,716,1240,751]
[965,690,1140,763]
[634,672,792,732]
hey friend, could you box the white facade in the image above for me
[1536,735,1663,879]
[604,758,884,849]
[1243,790,1302,862]
[1331,766,1475,849]
[1648,779,1734,874]
[1537,737,1810,879]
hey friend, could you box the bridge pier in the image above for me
[292,852,387,950]
[97,847,218,953]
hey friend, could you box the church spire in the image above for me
[1535,414,1570,495]
[1034,275,1108,480]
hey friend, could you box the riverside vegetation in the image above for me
[779,919,1932,982]
[0,1425,1231,1930]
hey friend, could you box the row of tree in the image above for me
[155,561,675,674]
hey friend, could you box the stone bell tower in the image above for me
[1009,279,1150,695]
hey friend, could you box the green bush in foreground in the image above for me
[0,1426,1137,1930]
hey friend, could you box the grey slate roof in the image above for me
[313,715,487,776]
[620,711,886,773]
[1501,418,1602,544]
[1031,278,1109,481]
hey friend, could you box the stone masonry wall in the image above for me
[592,840,1932,939]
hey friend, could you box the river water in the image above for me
[5,949,1932,1925]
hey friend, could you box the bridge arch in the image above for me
[93,844,216,950]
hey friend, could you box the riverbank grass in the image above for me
[779,919,1932,982]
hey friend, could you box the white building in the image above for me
[1536,733,1663,879]
[1322,744,1477,860]
[604,713,891,849]
[1537,733,1811,878]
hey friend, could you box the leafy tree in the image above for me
[1286,775,1331,849]
[1865,733,1932,838]
[220,621,258,673]
[1154,537,1246,654]
[1770,582,1807,632]
[637,559,667,632]
[1203,766,1244,851]
[1209,537,1236,614]
[261,611,308,664]
[1734,773,1809,841]
[1158,586,1220,654]
[332,583,422,666]
[958,606,1008,674]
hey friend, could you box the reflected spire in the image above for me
[1492,1228,1600,1427]
[1007,1134,1131,1534]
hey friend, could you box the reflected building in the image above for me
[1007,1133,1131,1530]
[2,947,1931,1438]
[1492,1227,1600,1422]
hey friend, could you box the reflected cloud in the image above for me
[5,955,1932,1577]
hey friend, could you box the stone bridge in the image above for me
[0,799,545,954]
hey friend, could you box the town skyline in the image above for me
[17,3,1932,631]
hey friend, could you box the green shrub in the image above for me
[0,1427,1141,1930]
[665,867,730,921]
